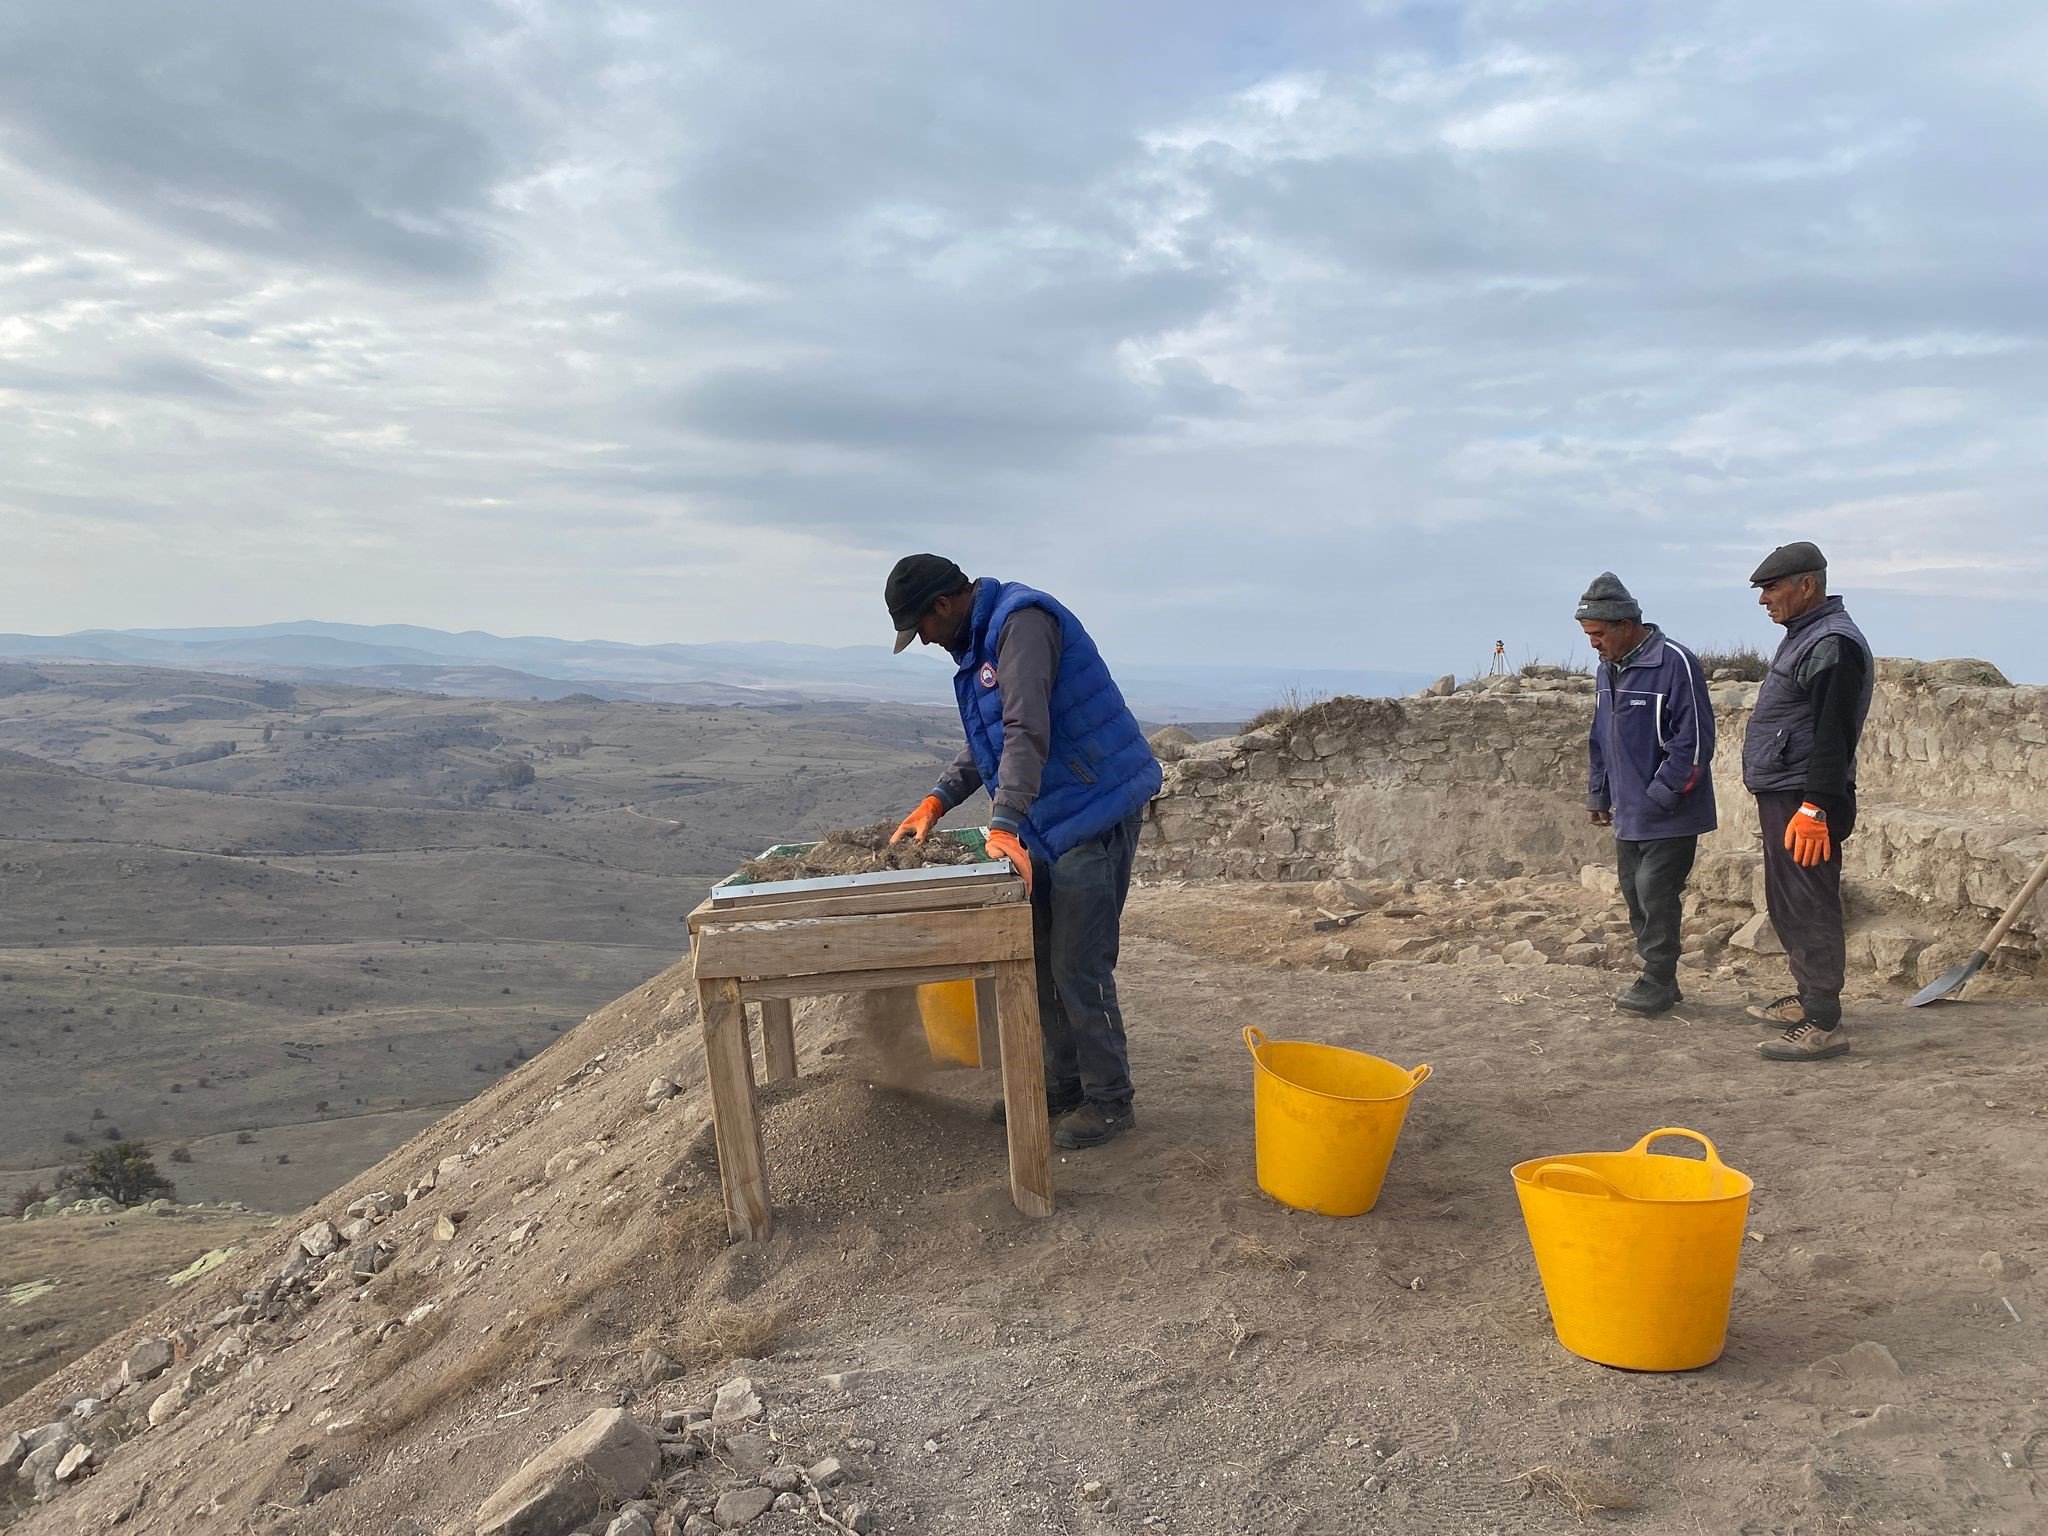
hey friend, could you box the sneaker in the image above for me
[1759,1023,1849,1061]
[1051,1101,1137,1149]
[990,1088,1084,1126]
[1614,978,1681,1016]
[1745,995,1806,1025]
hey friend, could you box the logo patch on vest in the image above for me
[978,662,997,689]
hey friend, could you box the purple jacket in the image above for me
[1587,628,1718,841]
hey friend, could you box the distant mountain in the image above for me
[0,622,1430,721]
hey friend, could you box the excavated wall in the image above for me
[1138,659,2048,986]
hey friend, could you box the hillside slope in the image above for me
[6,887,2045,1535]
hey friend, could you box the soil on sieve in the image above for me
[10,885,2048,1536]
[736,821,983,883]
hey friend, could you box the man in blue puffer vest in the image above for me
[1577,572,1717,1018]
[884,554,1162,1148]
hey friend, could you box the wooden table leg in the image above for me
[973,975,999,1071]
[993,957,1054,1218]
[699,975,771,1240]
[759,997,797,1082]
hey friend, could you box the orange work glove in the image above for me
[891,795,945,845]
[986,827,1033,895]
[1784,802,1832,868]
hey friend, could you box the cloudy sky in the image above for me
[3,0,2044,680]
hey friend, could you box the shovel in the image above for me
[1908,845,2048,1006]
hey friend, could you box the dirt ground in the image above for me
[6,883,2045,1535]
[0,1206,278,1405]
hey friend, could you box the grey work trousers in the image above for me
[1755,791,1849,1025]
[1031,812,1141,1109]
[1616,835,1699,990]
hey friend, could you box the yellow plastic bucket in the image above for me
[1244,1026,1430,1216]
[916,980,981,1068]
[1511,1128,1753,1371]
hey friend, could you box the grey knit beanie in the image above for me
[1574,572,1642,623]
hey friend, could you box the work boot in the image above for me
[990,1087,1084,1126]
[1745,994,1806,1025]
[1613,978,1680,1016]
[1051,1101,1137,1149]
[1760,1022,1849,1061]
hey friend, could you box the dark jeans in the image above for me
[1616,835,1699,991]
[1032,811,1141,1109]
[1756,791,1849,1025]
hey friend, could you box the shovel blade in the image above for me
[1908,951,1987,1007]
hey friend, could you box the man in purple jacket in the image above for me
[1577,573,1718,1016]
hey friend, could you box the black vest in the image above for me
[1740,597,1873,792]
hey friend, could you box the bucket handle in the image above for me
[1243,1025,1267,1054]
[1627,1127,1726,1166]
[1530,1162,1629,1200]
[1407,1063,1432,1087]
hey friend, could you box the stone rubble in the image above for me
[1139,667,2048,986]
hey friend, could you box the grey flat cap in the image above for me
[1574,571,1641,623]
[1749,541,1827,585]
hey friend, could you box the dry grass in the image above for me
[374,1309,455,1373]
[1225,1235,1304,1274]
[1244,687,1326,732]
[667,1302,781,1368]
[659,1192,730,1263]
[1695,644,1769,681]
[352,1259,633,1442]
[366,1265,436,1318]
[1513,1464,1640,1519]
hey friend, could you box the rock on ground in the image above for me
[710,1376,763,1425]
[474,1407,661,1536]
[1730,913,1785,954]
[713,1486,775,1528]
[120,1337,174,1385]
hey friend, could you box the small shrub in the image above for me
[235,1130,256,1145]
[10,1183,48,1218]
[169,1145,194,1164]
[1695,644,1769,682]
[668,1302,782,1368]
[1244,686,1326,732]
[61,1141,175,1205]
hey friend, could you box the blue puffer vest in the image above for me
[1741,597,1874,792]
[952,579,1162,864]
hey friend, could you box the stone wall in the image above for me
[1138,660,2048,981]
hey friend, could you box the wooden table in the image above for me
[686,866,1051,1240]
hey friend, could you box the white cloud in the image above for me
[0,0,2043,679]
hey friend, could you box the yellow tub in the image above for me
[1512,1127,1753,1371]
[916,980,981,1068]
[1244,1026,1430,1216]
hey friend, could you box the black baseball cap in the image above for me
[885,554,968,653]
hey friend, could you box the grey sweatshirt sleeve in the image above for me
[987,608,1061,832]
[931,743,983,810]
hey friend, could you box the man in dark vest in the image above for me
[1577,572,1717,1018]
[1741,541,1873,1061]
[884,554,1162,1147]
